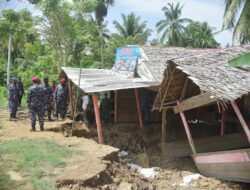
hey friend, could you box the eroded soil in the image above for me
[0,110,249,190]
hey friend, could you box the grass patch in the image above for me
[0,139,73,190]
[0,164,18,190]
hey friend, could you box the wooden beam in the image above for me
[230,100,250,143]
[135,89,143,128]
[68,79,74,119]
[92,94,104,144]
[180,77,189,101]
[114,91,118,124]
[162,109,167,152]
[177,101,196,154]
[174,93,217,113]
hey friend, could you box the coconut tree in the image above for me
[183,21,220,48]
[223,0,250,44]
[113,12,151,44]
[156,2,191,46]
[95,0,115,26]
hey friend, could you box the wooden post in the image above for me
[231,100,250,143]
[221,108,226,136]
[177,101,196,154]
[162,109,167,152]
[114,91,118,124]
[68,79,74,119]
[92,94,104,144]
[135,89,143,128]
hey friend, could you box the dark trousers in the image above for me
[19,95,23,107]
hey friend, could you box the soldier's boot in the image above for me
[13,112,18,119]
[9,113,14,121]
[48,112,53,121]
[30,125,36,132]
[40,125,45,131]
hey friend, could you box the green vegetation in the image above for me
[223,0,250,43]
[2,0,249,102]
[0,164,18,190]
[156,2,191,46]
[182,21,220,48]
[0,139,73,190]
[113,12,152,44]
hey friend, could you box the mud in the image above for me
[49,121,250,190]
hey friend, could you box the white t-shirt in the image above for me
[82,95,89,111]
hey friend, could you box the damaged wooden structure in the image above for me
[61,46,202,144]
[155,45,250,182]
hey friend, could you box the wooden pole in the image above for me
[162,109,167,152]
[177,101,196,154]
[68,79,74,119]
[135,89,143,128]
[92,94,104,144]
[114,91,118,124]
[221,108,226,136]
[231,100,250,143]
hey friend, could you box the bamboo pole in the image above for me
[231,100,250,143]
[92,94,104,144]
[135,89,143,128]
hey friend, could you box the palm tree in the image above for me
[183,21,220,48]
[156,2,191,46]
[113,12,151,44]
[222,0,250,44]
[95,0,115,26]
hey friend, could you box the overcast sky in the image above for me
[1,0,232,47]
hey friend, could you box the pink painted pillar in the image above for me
[92,94,104,144]
[114,91,118,124]
[135,89,143,128]
[231,100,250,143]
[177,101,196,154]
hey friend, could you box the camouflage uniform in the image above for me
[55,84,69,119]
[43,84,53,120]
[27,83,45,131]
[8,82,19,118]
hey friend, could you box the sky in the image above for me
[0,0,232,47]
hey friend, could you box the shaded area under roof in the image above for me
[61,67,159,93]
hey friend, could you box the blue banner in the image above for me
[114,46,139,73]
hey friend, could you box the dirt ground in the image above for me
[0,109,249,190]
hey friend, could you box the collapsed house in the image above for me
[154,45,250,182]
[61,45,204,143]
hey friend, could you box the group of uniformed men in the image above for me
[8,77,69,131]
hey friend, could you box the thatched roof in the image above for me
[141,46,206,82]
[156,45,250,108]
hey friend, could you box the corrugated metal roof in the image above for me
[61,67,159,93]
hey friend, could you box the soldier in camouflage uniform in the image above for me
[43,77,53,121]
[27,77,45,131]
[8,77,19,120]
[55,78,69,119]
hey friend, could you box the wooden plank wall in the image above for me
[117,89,138,123]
